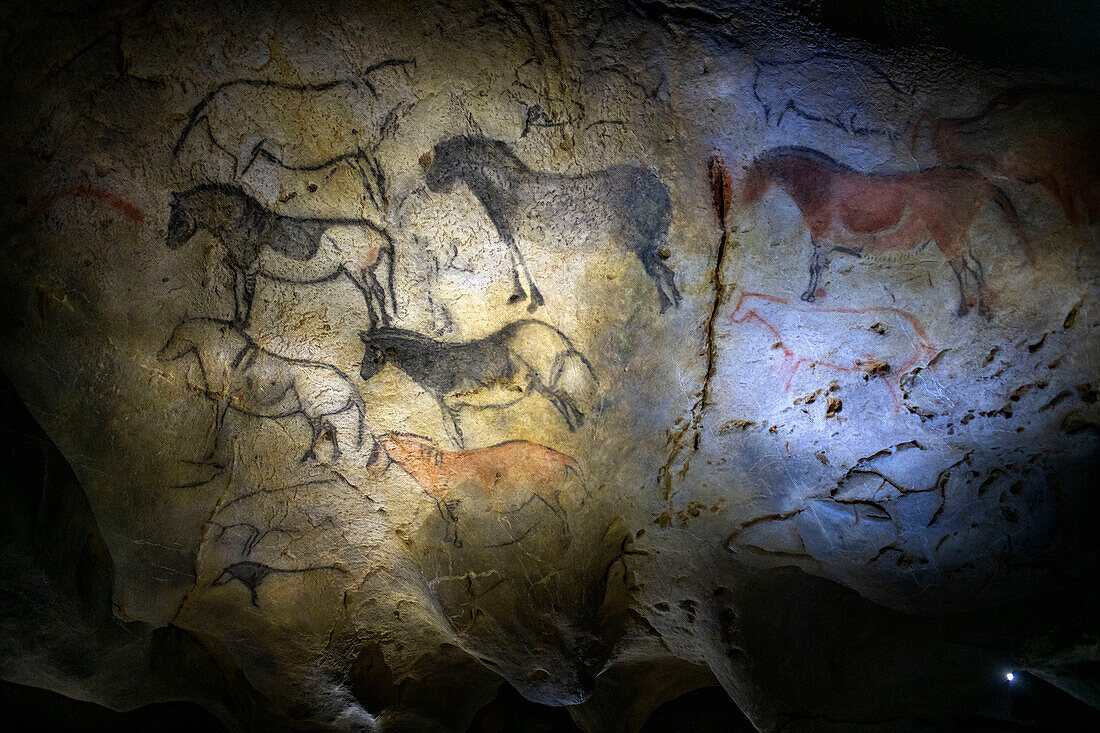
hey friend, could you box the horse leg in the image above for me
[233,267,258,327]
[535,491,571,548]
[964,245,989,316]
[948,256,971,316]
[504,236,544,311]
[532,379,582,431]
[301,417,321,463]
[801,238,824,302]
[639,251,674,313]
[430,493,462,547]
[203,396,230,462]
[439,400,465,449]
[322,417,342,461]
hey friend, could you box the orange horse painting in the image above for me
[736,147,1032,316]
[367,432,579,548]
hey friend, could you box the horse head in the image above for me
[166,191,198,249]
[158,324,195,362]
[358,331,387,381]
[424,136,526,193]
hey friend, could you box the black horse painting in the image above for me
[423,135,681,313]
[358,319,597,448]
[165,184,396,327]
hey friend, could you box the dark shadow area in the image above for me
[640,685,756,732]
[0,679,228,733]
[467,682,582,732]
[814,0,1100,77]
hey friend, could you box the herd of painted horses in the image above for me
[160,83,1097,542]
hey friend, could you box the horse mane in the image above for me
[755,146,854,173]
[363,328,440,349]
[446,136,530,173]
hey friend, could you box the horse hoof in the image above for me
[508,293,524,305]
[300,451,317,463]
[527,301,539,314]
[801,293,815,303]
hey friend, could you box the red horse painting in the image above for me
[735,146,1032,316]
[912,85,1100,226]
[730,291,937,410]
[368,432,580,548]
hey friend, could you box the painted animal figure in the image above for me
[423,135,680,313]
[911,85,1100,226]
[730,291,938,409]
[173,60,415,208]
[159,318,366,462]
[213,560,347,607]
[753,51,912,139]
[358,319,597,448]
[166,184,396,327]
[369,432,578,548]
[736,146,1032,316]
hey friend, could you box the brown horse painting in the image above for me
[911,85,1100,226]
[735,147,1032,316]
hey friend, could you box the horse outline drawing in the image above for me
[172,59,416,209]
[159,317,366,462]
[165,183,397,328]
[729,290,938,410]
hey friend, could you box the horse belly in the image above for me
[835,185,905,235]
[257,226,378,281]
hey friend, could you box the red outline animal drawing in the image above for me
[735,147,1033,316]
[912,85,1100,226]
[36,184,146,224]
[730,291,937,409]
[368,432,579,548]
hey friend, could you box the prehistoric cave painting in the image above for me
[358,319,597,448]
[752,52,912,139]
[729,291,937,409]
[213,520,299,557]
[422,135,681,313]
[172,59,416,208]
[368,432,578,549]
[35,183,146,225]
[212,560,347,607]
[159,318,366,462]
[736,147,1032,316]
[165,184,396,327]
[912,85,1100,226]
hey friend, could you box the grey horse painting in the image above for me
[358,319,597,447]
[423,135,681,313]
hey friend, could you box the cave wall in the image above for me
[1,1,1098,730]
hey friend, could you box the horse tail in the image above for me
[989,184,1034,265]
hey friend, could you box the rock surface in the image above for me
[1,1,1098,730]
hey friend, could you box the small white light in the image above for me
[1006,672,1015,682]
